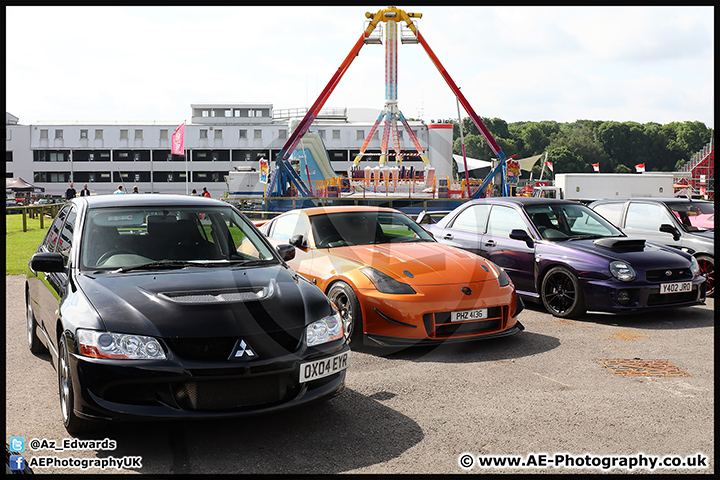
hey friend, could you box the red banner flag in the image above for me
[544,161,553,172]
[171,123,185,156]
[635,163,645,173]
[591,163,600,172]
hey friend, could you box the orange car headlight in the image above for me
[361,267,416,295]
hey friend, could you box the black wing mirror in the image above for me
[30,252,65,273]
[509,229,534,248]
[659,224,681,241]
[288,234,308,249]
[275,244,296,262]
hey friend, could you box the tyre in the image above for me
[26,295,46,354]
[541,266,586,318]
[327,281,363,347]
[58,335,96,434]
[696,254,714,297]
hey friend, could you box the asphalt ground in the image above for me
[5,274,714,474]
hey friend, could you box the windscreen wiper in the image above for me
[113,260,198,273]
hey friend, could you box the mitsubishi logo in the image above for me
[231,339,256,359]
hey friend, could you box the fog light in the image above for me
[617,290,631,305]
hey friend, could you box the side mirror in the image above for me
[659,223,681,241]
[509,229,534,247]
[288,234,307,249]
[276,244,296,262]
[30,252,65,273]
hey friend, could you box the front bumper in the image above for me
[69,342,349,422]
[582,275,707,314]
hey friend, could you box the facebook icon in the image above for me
[9,455,25,471]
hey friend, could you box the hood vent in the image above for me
[593,238,646,251]
[159,281,276,304]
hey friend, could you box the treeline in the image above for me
[446,117,713,176]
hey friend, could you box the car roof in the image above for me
[72,194,228,209]
[590,197,713,205]
[467,197,580,206]
[285,206,401,216]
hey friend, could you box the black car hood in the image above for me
[75,265,331,339]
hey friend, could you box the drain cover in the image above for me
[597,359,691,377]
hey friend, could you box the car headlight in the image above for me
[306,312,344,347]
[497,268,511,287]
[690,256,701,277]
[361,267,416,294]
[609,261,636,282]
[77,329,167,360]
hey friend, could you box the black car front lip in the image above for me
[68,342,349,421]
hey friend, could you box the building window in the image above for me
[356,130,364,140]
[94,129,103,140]
[234,110,241,117]
[202,110,209,117]
[160,129,168,139]
[40,129,48,140]
[279,129,287,140]
[80,130,88,139]
[333,130,341,140]
[34,172,72,183]
[239,130,247,139]
[199,130,208,139]
[134,129,143,140]
[254,130,262,139]
[55,130,63,139]
[120,130,128,140]
[6,151,13,162]
[318,130,326,139]
[214,129,222,139]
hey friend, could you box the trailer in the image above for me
[532,173,675,202]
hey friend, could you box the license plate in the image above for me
[299,351,349,383]
[660,281,692,294]
[451,308,488,322]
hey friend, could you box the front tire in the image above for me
[541,266,586,318]
[58,335,96,434]
[327,281,363,347]
[696,254,714,297]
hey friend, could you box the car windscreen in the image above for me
[310,211,435,248]
[81,205,277,270]
[667,202,714,231]
[525,204,624,240]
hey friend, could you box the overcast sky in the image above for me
[6,6,714,128]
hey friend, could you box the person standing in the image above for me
[79,184,91,196]
[132,186,139,193]
[65,183,77,200]
[191,189,199,196]
[202,187,211,198]
[114,185,125,194]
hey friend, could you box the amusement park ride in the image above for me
[267,6,510,199]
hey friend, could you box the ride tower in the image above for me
[352,8,430,168]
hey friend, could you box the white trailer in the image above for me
[532,173,675,202]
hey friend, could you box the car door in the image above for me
[31,204,76,342]
[621,201,685,250]
[435,204,491,255]
[480,204,536,295]
[265,213,319,283]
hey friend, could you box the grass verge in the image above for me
[6,214,47,275]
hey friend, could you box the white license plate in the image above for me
[451,308,488,322]
[660,282,692,294]
[299,351,349,383]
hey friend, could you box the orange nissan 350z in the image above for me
[259,206,524,347]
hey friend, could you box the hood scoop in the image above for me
[593,238,646,251]
[158,280,277,304]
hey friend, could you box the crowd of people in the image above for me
[63,184,213,198]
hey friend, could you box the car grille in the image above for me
[172,374,299,411]
[647,290,698,306]
[423,306,504,338]
[165,329,303,361]
[645,268,692,282]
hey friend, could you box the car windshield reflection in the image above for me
[310,211,435,248]
[81,206,277,270]
[525,204,624,241]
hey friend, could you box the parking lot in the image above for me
[5,274,714,474]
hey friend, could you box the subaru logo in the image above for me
[230,339,256,359]
[461,286,472,296]
[665,270,673,277]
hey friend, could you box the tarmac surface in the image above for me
[5,274,714,474]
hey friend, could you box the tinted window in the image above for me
[43,204,72,252]
[449,204,490,234]
[269,214,305,242]
[56,206,77,266]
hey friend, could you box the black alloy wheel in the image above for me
[541,266,586,319]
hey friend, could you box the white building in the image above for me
[5,104,454,198]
